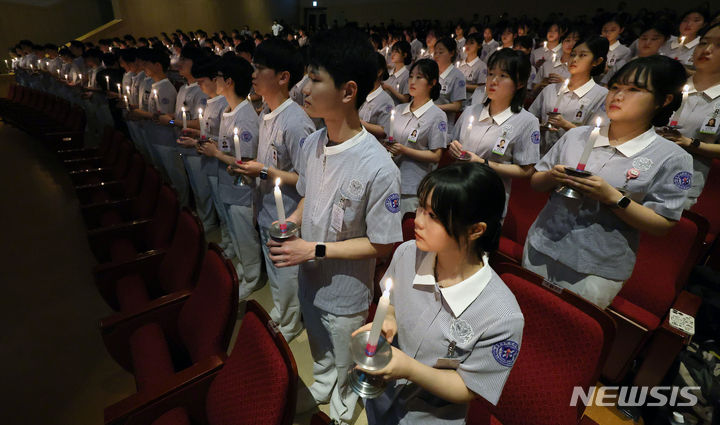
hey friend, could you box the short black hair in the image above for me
[698,22,720,38]
[235,39,255,57]
[58,47,72,58]
[82,48,102,60]
[69,40,85,51]
[466,32,484,46]
[418,162,506,257]
[484,48,530,113]
[118,48,137,63]
[679,8,710,25]
[308,28,377,110]
[146,48,170,71]
[608,56,688,127]
[574,35,609,77]
[640,19,674,40]
[435,37,457,61]
[101,53,117,67]
[218,54,254,98]
[409,58,441,100]
[254,38,304,88]
[374,52,389,81]
[180,46,205,63]
[391,40,412,65]
[514,35,534,51]
[191,56,219,80]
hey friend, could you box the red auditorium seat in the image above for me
[82,166,164,232]
[602,211,708,387]
[58,126,117,162]
[100,244,238,402]
[88,182,177,264]
[75,153,145,205]
[497,177,548,263]
[69,138,134,186]
[103,300,297,425]
[691,158,720,268]
[63,129,126,170]
[466,263,614,425]
[93,208,205,312]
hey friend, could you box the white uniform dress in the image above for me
[455,37,467,61]
[216,99,262,291]
[366,241,524,425]
[663,79,720,207]
[359,86,394,142]
[457,57,488,89]
[529,79,608,155]
[391,99,448,213]
[384,66,409,105]
[531,43,562,68]
[453,104,541,214]
[436,64,467,138]
[410,38,423,60]
[659,35,699,67]
[256,97,315,342]
[533,56,570,87]
[600,41,632,85]
[523,127,693,308]
[296,127,402,425]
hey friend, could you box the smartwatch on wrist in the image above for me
[168,119,175,126]
[615,196,631,209]
[315,243,326,259]
[259,166,269,180]
[691,138,701,149]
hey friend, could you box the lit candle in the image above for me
[366,278,392,356]
[233,127,241,161]
[552,79,570,113]
[456,61,460,68]
[463,115,475,141]
[496,46,502,51]
[105,75,110,91]
[181,106,187,130]
[153,89,159,111]
[117,83,122,97]
[543,40,548,50]
[274,178,287,231]
[670,84,690,127]
[78,73,82,85]
[420,48,425,56]
[198,108,205,138]
[29,64,33,71]
[389,109,395,142]
[124,95,129,110]
[576,117,602,171]
[679,36,686,46]
[552,52,557,64]
[125,85,130,95]
[64,74,68,81]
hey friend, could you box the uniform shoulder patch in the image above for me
[241,130,253,142]
[438,121,447,133]
[385,104,393,113]
[458,79,466,88]
[200,98,207,105]
[299,137,306,148]
[492,340,520,367]
[531,130,541,145]
[161,97,169,105]
[673,171,692,190]
[384,193,400,213]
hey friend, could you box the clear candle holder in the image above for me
[348,330,392,399]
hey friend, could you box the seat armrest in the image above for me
[82,198,132,225]
[93,249,166,286]
[88,218,152,252]
[104,355,225,425]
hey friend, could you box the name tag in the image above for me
[699,111,719,135]
[407,127,419,143]
[492,131,509,156]
[331,201,345,232]
[220,136,231,153]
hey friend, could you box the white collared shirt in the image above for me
[175,82,207,119]
[148,78,177,114]
[660,35,700,65]
[436,64,467,137]
[384,65,409,105]
[216,99,259,205]
[359,86,395,142]
[601,41,632,85]
[458,56,488,85]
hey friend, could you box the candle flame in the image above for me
[275,177,281,187]
[105,75,109,81]
[544,41,547,48]
[198,108,203,116]
[181,106,186,112]
[390,110,395,120]
[682,84,689,93]
[233,127,239,135]
[595,117,602,127]
[680,36,686,44]
[385,278,393,291]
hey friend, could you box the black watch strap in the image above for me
[616,196,631,209]
[691,138,701,149]
[315,243,326,258]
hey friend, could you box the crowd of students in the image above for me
[7,6,720,424]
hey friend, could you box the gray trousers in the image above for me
[260,227,303,342]
[151,144,190,207]
[225,203,262,291]
[300,298,367,425]
[183,154,218,231]
[207,176,232,248]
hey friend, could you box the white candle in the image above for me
[153,89,159,110]
[198,108,205,138]
[64,74,68,81]
[463,115,475,142]
[552,53,557,64]
[670,84,690,127]
[274,178,287,230]
[366,278,393,356]
[577,117,602,171]
[543,40,548,50]
[116,83,121,97]
[679,36,686,46]
[78,73,82,85]
[125,85,131,95]
[233,127,242,161]
[181,106,187,130]
[420,48,425,56]
[124,95,129,110]
[105,75,110,91]
[456,61,460,68]
[389,109,395,142]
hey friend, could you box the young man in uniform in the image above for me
[268,28,403,425]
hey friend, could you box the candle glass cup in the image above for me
[348,330,392,399]
[555,167,593,199]
[233,157,255,186]
[269,220,299,241]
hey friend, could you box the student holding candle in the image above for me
[659,8,709,66]
[196,56,262,289]
[522,56,694,308]
[449,49,539,215]
[530,36,609,155]
[433,37,466,138]
[532,29,580,96]
[266,28,402,424]
[599,15,632,86]
[457,32,488,97]
[382,40,411,105]
[390,58,448,214]
[656,23,720,208]
[531,21,564,69]
[360,52,394,142]
[354,162,523,424]
[232,39,315,342]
